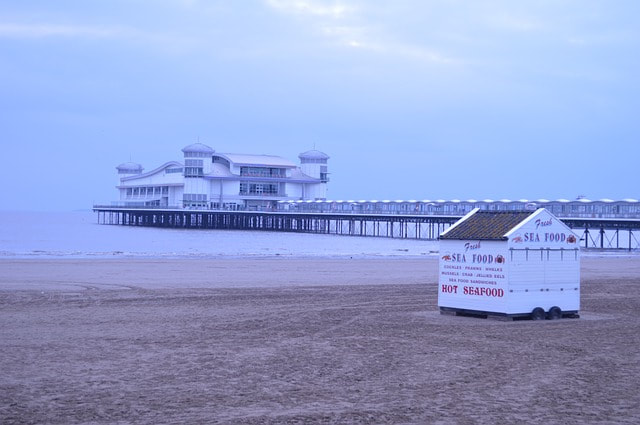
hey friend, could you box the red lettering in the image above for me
[462,286,504,297]
[472,254,495,264]
[441,284,458,294]
[545,233,567,243]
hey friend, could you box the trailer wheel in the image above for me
[548,306,562,320]
[531,307,545,321]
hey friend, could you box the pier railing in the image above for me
[92,203,640,219]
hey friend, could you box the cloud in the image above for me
[267,1,456,65]
[322,28,455,65]
[0,22,191,44]
[265,0,353,19]
[0,23,133,39]
[486,13,543,33]
[0,22,196,54]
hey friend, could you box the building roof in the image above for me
[208,162,235,177]
[289,168,321,182]
[120,161,183,182]
[440,210,535,240]
[216,153,297,168]
[181,143,215,154]
[299,150,330,160]
[116,162,143,172]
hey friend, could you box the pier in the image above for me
[93,206,640,251]
[93,207,458,240]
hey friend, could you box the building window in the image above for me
[240,167,285,177]
[240,182,279,196]
[166,168,183,174]
[184,167,204,177]
[184,151,209,158]
[183,194,207,201]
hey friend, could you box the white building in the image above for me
[115,143,330,210]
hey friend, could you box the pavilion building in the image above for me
[115,143,329,210]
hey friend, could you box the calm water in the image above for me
[0,211,439,259]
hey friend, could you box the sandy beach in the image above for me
[1,256,639,424]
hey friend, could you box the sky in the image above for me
[1,0,639,211]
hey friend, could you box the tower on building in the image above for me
[116,162,143,185]
[298,150,330,200]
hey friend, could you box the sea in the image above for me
[1,211,634,259]
[0,210,440,259]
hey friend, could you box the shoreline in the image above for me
[1,255,638,292]
[1,247,636,260]
[0,257,439,292]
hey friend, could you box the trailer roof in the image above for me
[440,210,534,240]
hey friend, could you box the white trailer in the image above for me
[438,208,580,320]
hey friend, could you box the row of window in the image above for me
[125,186,170,197]
[183,151,210,158]
[165,165,328,180]
[184,194,207,201]
[184,167,204,177]
[185,159,203,166]
[240,167,286,178]
[125,184,288,199]
[239,182,280,195]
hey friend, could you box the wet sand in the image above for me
[1,256,639,424]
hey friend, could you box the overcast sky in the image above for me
[1,0,639,211]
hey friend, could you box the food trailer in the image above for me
[438,208,580,320]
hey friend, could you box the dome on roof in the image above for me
[181,143,214,154]
[298,150,330,160]
[116,162,143,173]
